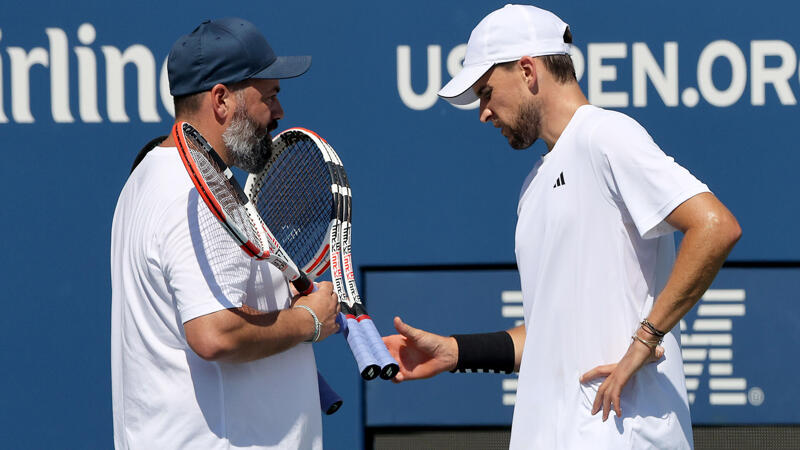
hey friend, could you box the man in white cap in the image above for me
[383,4,741,449]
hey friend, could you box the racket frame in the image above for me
[321,139,400,380]
[244,129,333,279]
[246,127,380,380]
[172,121,313,294]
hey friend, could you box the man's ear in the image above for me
[209,84,232,123]
[518,56,538,92]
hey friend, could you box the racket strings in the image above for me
[253,135,333,269]
[186,138,263,251]
[194,195,254,293]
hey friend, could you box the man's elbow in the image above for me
[715,210,742,251]
[727,220,742,247]
[185,326,236,361]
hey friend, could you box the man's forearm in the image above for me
[648,197,741,333]
[184,305,315,363]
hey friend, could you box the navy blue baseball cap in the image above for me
[168,17,311,96]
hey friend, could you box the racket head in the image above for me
[265,130,379,380]
[173,121,269,259]
[246,128,337,280]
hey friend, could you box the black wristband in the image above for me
[450,331,515,374]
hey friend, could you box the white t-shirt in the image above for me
[510,106,708,449]
[110,146,322,450]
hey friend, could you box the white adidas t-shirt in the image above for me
[510,106,708,449]
[111,147,322,450]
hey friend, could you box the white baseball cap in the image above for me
[438,4,571,105]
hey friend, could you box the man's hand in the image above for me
[579,336,664,421]
[382,317,458,382]
[293,281,340,342]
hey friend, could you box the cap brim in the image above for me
[253,55,312,79]
[437,62,493,106]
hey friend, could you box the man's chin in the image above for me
[508,136,536,150]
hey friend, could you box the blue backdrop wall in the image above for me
[0,1,797,448]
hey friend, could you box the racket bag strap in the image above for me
[450,331,514,374]
[130,135,167,174]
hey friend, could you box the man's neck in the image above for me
[170,117,233,166]
[540,84,590,151]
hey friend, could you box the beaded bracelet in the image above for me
[294,305,321,343]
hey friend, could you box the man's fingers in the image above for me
[393,317,421,340]
[580,363,616,383]
[602,390,612,421]
[580,369,599,384]
[613,392,622,418]
[382,335,405,356]
[313,281,333,295]
[591,383,605,415]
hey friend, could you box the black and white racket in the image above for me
[322,141,399,380]
[245,127,381,380]
[171,121,342,414]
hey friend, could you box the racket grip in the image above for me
[335,312,347,334]
[341,313,380,380]
[317,371,343,415]
[292,274,314,296]
[358,318,400,380]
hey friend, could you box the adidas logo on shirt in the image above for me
[553,172,566,188]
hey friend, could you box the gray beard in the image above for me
[508,99,541,150]
[222,100,273,173]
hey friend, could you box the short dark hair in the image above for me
[173,92,204,117]
[497,54,577,85]
[172,80,251,118]
[539,54,577,83]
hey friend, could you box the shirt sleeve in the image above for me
[159,189,250,323]
[588,111,710,239]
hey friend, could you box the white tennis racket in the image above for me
[245,127,381,380]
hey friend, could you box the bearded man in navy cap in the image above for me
[111,18,339,449]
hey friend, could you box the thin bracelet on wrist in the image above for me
[631,334,660,351]
[294,305,321,343]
